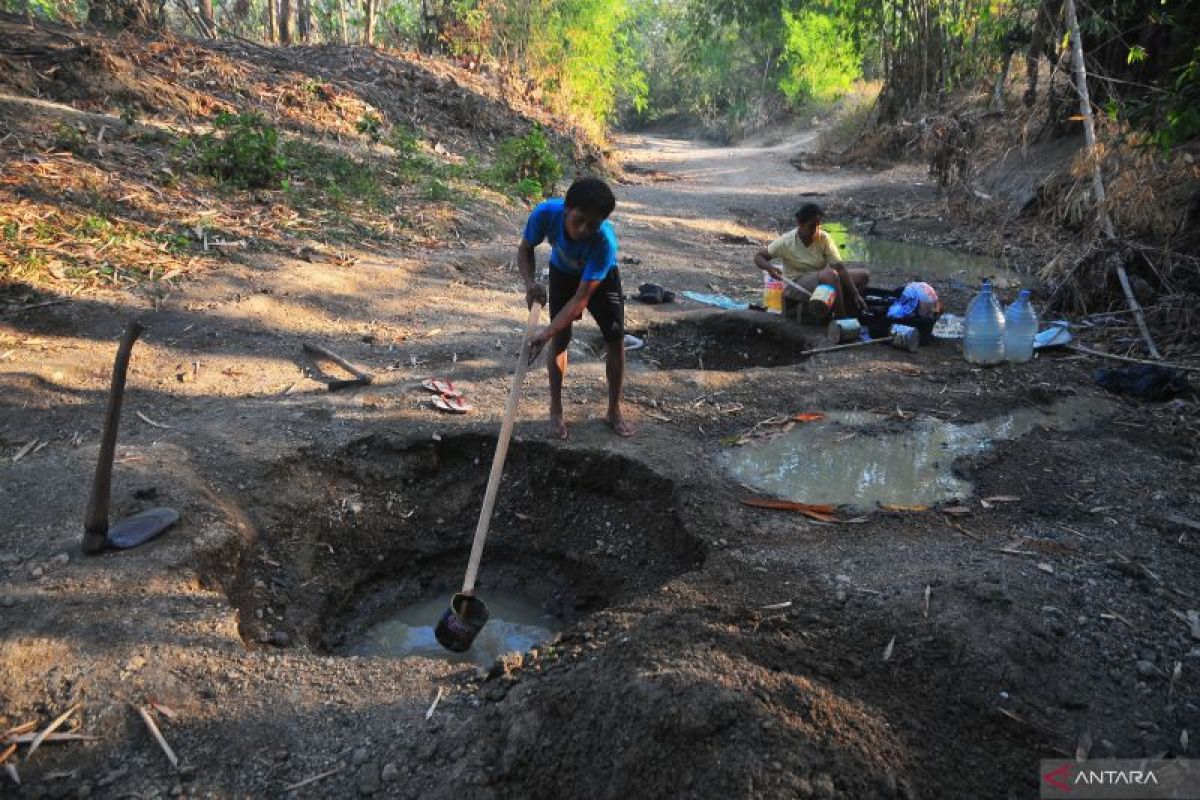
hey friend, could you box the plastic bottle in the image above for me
[962,280,1005,365]
[1003,289,1038,363]
[763,272,784,314]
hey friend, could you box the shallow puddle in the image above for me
[824,222,1022,288]
[723,397,1111,511]
[346,591,560,666]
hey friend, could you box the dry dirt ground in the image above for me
[2,128,1200,800]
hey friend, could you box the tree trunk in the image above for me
[265,0,277,42]
[279,0,291,43]
[1063,0,1161,360]
[338,0,348,44]
[363,0,376,45]
[199,0,215,36]
[297,0,310,42]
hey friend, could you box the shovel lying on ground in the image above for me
[302,342,374,391]
[435,303,543,652]
[82,320,180,554]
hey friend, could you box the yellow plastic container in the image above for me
[763,274,784,314]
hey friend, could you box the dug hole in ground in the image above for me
[2,34,1200,800]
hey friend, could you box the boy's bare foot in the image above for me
[547,413,569,439]
[606,412,635,438]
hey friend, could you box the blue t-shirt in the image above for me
[522,198,617,282]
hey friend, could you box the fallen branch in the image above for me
[740,497,838,522]
[0,299,66,316]
[1064,0,1160,359]
[1114,257,1161,360]
[135,411,173,429]
[25,705,77,761]
[282,766,343,792]
[946,521,982,542]
[4,733,98,745]
[2,723,36,739]
[1067,345,1200,373]
[135,705,178,769]
[425,687,444,720]
[301,342,374,390]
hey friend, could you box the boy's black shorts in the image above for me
[549,267,624,343]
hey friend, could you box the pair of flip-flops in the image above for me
[422,378,473,413]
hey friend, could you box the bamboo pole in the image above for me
[1063,0,1161,360]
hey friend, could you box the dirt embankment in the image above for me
[0,12,604,306]
[1,21,1200,800]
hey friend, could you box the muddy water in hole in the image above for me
[347,592,560,666]
[723,397,1113,512]
[823,222,1023,288]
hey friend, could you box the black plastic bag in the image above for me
[1093,365,1190,401]
[637,283,676,304]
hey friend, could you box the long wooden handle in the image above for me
[780,275,812,298]
[83,319,144,554]
[461,303,543,594]
[800,337,888,356]
[302,342,373,382]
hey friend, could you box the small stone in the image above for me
[352,748,370,766]
[2,596,13,608]
[1136,660,1157,678]
[30,566,44,578]
[381,763,399,784]
[50,552,69,566]
[770,761,783,771]
[271,630,291,648]
[76,784,94,799]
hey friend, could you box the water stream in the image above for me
[723,397,1112,512]
[823,222,1023,288]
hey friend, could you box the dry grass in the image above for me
[0,15,606,299]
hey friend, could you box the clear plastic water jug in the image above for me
[1003,289,1038,363]
[963,280,1005,365]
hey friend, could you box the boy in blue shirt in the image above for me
[518,177,634,439]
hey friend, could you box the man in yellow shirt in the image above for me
[754,203,869,319]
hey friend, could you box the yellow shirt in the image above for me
[766,228,842,279]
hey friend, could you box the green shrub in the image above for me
[357,113,384,143]
[425,178,454,202]
[492,127,562,199]
[514,177,544,200]
[53,123,89,154]
[388,124,421,160]
[194,112,286,189]
[281,140,385,207]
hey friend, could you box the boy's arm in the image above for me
[822,235,864,310]
[527,279,601,363]
[517,239,547,308]
[754,248,782,279]
[831,262,866,311]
